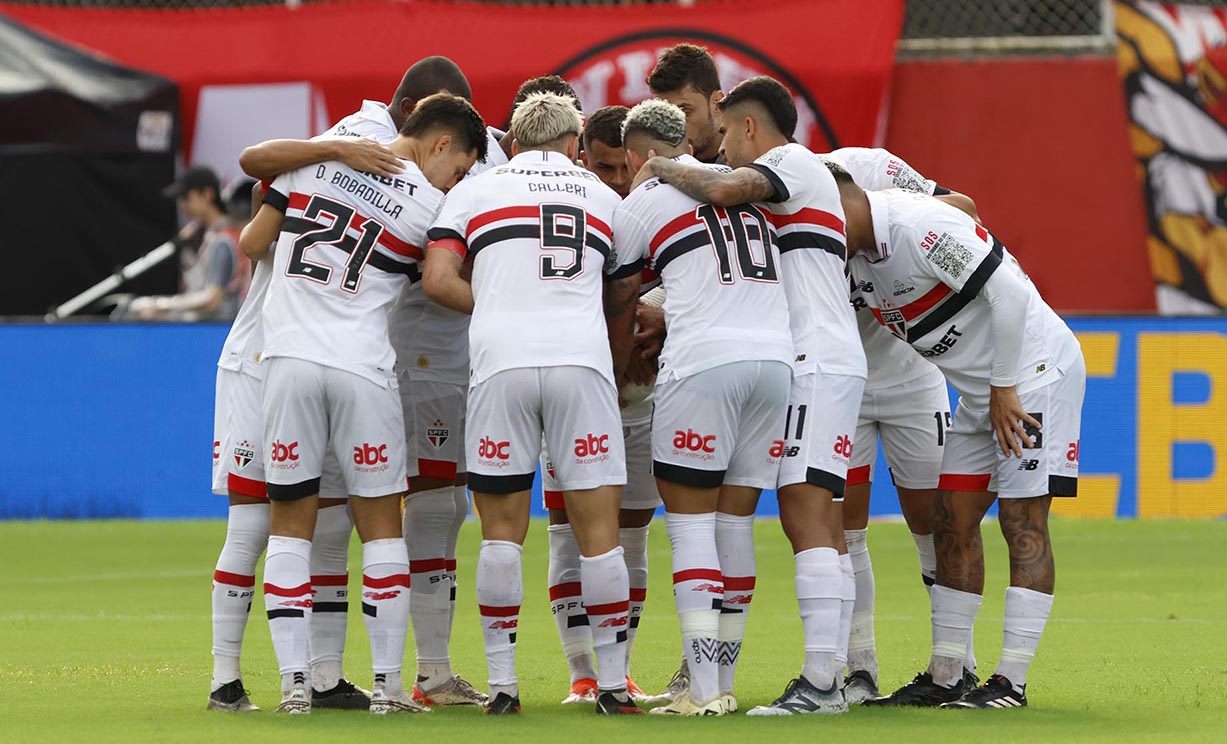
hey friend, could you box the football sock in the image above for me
[264,535,313,692]
[836,552,856,671]
[361,538,411,690]
[478,539,523,698]
[405,487,455,689]
[666,511,721,703]
[996,586,1054,692]
[211,503,268,690]
[715,512,756,695]
[581,546,631,692]
[845,528,878,679]
[912,532,937,589]
[448,485,468,632]
[796,546,842,691]
[929,585,982,687]
[309,504,351,692]
[547,523,596,683]
[619,525,650,672]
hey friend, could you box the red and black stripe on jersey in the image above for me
[648,205,777,272]
[427,205,642,279]
[872,225,1004,344]
[772,207,846,260]
[265,188,422,280]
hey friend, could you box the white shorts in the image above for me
[652,360,791,491]
[849,364,950,490]
[939,358,1085,499]
[262,357,408,500]
[466,366,625,494]
[213,368,266,498]
[778,371,866,499]
[542,420,661,511]
[399,374,466,482]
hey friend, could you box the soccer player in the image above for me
[648,44,726,165]
[833,165,1085,709]
[635,76,867,716]
[422,92,644,716]
[241,56,491,706]
[823,147,979,703]
[240,94,486,715]
[616,99,793,716]
[541,103,659,706]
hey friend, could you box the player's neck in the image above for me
[752,133,790,159]
[387,136,420,167]
[843,189,874,258]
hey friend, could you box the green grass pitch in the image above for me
[1,518,1224,742]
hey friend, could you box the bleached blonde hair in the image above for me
[621,99,688,149]
[511,91,585,148]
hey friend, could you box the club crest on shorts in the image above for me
[232,440,255,470]
[426,419,449,449]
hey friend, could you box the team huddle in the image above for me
[207,45,1085,717]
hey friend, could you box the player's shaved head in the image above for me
[622,99,688,156]
[717,76,797,139]
[390,57,472,127]
[511,91,584,150]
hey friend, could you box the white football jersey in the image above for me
[217,257,273,379]
[427,149,634,385]
[261,159,439,386]
[614,154,792,380]
[321,100,398,142]
[827,147,944,392]
[397,127,512,384]
[848,189,1081,409]
[748,143,866,379]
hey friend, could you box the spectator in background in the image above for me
[130,167,249,322]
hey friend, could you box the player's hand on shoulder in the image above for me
[331,137,403,178]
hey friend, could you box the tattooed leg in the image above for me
[932,490,995,595]
[997,496,1055,594]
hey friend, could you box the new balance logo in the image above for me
[362,589,401,601]
[597,615,628,628]
[279,598,312,608]
[691,582,724,594]
[1017,460,1040,471]
[487,619,518,630]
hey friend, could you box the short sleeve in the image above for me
[747,144,809,204]
[426,178,477,246]
[205,237,235,288]
[263,172,294,213]
[828,147,938,195]
[915,207,1002,294]
[610,200,651,278]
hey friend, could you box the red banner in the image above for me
[3,0,902,174]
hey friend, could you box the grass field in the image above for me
[1,518,1224,743]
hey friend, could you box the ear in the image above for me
[511,138,521,157]
[710,89,725,110]
[565,134,580,162]
[686,142,694,156]
[744,115,757,140]
[399,98,416,121]
[434,133,454,154]
[580,150,591,167]
[625,148,646,176]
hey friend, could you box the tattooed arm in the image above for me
[604,273,643,382]
[641,157,778,206]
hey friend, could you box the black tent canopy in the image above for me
[0,15,180,316]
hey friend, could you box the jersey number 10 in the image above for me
[695,204,779,284]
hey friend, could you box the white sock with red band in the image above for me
[547,523,595,684]
[716,512,756,696]
[478,540,523,698]
[361,538,411,694]
[309,504,351,692]
[211,503,268,691]
[264,535,313,693]
[619,525,650,673]
[405,488,455,690]
[796,546,842,691]
[666,511,721,703]
[581,546,631,693]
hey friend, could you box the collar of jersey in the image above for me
[510,149,576,166]
[359,100,397,134]
[674,153,700,165]
[864,189,893,263]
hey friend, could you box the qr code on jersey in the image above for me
[890,162,926,192]
[925,232,974,278]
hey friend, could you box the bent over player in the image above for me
[422,92,644,716]
[836,167,1085,710]
[617,100,793,716]
[637,76,866,715]
[240,94,485,715]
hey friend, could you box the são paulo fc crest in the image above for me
[879,309,906,339]
[548,30,837,150]
[426,420,449,449]
[232,440,256,470]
